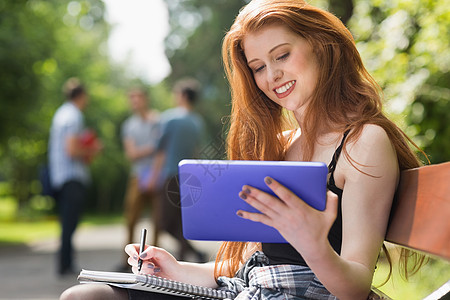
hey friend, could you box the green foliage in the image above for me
[406,71,450,163]
[349,0,450,163]
[0,0,171,216]
[163,0,248,153]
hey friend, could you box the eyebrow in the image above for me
[247,43,290,65]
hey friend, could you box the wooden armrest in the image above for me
[386,162,450,260]
[367,163,449,299]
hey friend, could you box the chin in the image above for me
[277,102,302,112]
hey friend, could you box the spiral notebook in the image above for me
[78,269,235,299]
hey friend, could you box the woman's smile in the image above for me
[273,80,296,98]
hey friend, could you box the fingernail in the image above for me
[133,255,138,260]
[264,177,272,185]
[239,192,247,200]
[154,267,161,273]
[244,188,251,194]
[236,211,243,217]
[140,252,147,258]
[147,263,154,269]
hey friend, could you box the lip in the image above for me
[273,80,296,99]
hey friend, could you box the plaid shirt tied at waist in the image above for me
[217,251,336,300]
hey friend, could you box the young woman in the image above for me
[60,1,425,299]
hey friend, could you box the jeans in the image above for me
[56,180,86,274]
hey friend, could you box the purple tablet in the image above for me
[178,159,327,243]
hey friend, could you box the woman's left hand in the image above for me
[236,176,338,256]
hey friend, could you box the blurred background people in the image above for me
[147,78,206,262]
[48,78,102,275]
[119,87,160,271]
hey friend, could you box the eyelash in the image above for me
[252,53,290,73]
[277,53,290,61]
[254,65,265,73]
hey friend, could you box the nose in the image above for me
[268,66,282,82]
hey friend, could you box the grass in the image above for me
[0,215,124,246]
[372,249,450,299]
[0,196,123,246]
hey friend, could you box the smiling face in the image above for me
[243,23,319,115]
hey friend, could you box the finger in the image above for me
[125,243,140,257]
[131,266,139,275]
[127,253,151,266]
[128,256,138,267]
[239,191,280,218]
[236,209,275,228]
[138,246,173,269]
[263,176,308,210]
[140,261,158,272]
[126,245,154,265]
[241,185,286,214]
[132,263,161,275]
[139,245,162,259]
[325,190,338,218]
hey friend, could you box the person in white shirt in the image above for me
[48,78,101,275]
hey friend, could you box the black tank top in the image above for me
[262,131,349,266]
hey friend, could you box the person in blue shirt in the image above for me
[146,78,206,262]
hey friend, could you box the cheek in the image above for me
[253,74,268,94]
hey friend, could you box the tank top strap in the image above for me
[327,130,350,179]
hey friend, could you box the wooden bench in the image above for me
[369,162,450,299]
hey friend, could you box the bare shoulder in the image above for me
[342,124,399,178]
[347,124,393,156]
[356,123,390,144]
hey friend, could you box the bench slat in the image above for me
[386,162,450,260]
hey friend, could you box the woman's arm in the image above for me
[237,124,399,299]
[313,124,399,298]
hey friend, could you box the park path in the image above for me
[0,219,220,300]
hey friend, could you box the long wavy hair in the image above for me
[216,0,426,284]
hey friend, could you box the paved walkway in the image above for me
[0,219,220,300]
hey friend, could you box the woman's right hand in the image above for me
[125,244,218,288]
[125,244,181,280]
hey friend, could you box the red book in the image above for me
[79,129,99,163]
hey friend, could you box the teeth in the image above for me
[275,81,295,94]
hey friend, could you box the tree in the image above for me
[349,0,449,163]
[0,0,141,215]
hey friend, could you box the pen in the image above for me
[137,228,147,272]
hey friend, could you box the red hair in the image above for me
[217,0,426,282]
